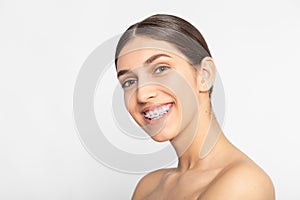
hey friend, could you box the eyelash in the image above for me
[154,65,170,74]
[121,79,136,88]
[121,65,170,89]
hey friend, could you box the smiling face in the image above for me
[116,37,201,142]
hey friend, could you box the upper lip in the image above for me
[141,102,174,114]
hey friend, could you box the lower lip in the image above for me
[144,103,174,125]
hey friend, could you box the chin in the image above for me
[151,136,169,142]
[150,130,177,142]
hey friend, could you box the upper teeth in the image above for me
[144,104,172,120]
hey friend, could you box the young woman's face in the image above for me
[116,37,200,142]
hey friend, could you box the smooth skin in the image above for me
[117,37,275,200]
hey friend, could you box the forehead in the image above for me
[117,37,187,71]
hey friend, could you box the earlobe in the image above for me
[197,57,216,93]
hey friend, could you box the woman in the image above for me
[115,14,275,200]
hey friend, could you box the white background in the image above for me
[1,0,300,199]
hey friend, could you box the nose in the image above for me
[136,83,157,103]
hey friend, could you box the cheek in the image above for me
[157,70,198,104]
[124,90,137,114]
[158,71,199,127]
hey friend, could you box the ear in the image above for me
[196,57,216,93]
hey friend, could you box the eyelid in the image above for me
[153,64,170,74]
[121,79,137,88]
[118,73,136,83]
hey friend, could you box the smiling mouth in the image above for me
[142,103,174,122]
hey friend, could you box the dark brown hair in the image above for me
[115,14,213,96]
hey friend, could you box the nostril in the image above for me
[136,86,157,103]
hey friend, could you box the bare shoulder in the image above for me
[202,161,275,200]
[131,168,172,200]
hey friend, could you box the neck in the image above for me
[170,105,222,171]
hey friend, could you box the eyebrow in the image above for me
[117,53,171,78]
